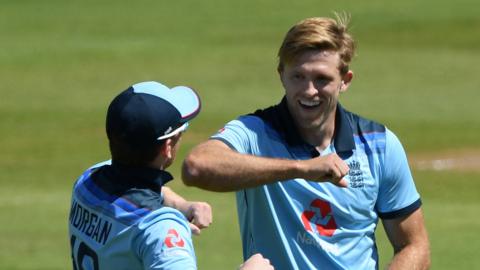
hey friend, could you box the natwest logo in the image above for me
[300,199,337,237]
[164,229,185,248]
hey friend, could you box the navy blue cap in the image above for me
[106,81,201,147]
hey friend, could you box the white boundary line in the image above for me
[413,157,479,171]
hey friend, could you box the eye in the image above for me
[315,76,330,83]
[291,73,304,81]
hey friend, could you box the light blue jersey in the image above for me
[68,163,196,270]
[211,100,421,270]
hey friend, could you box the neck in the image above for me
[297,110,336,152]
[148,155,168,171]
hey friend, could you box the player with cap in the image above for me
[68,81,273,270]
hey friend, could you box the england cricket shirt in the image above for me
[69,162,196,270]
[211,98,421,270]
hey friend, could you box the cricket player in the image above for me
[182,16,431,269]
[68,81,273,270]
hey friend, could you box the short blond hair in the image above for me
[277,14,355,75]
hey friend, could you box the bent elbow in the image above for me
[181,154,203,187]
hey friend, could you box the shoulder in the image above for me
[212,114,276,152]
[344,109,404,145]
[344,110,386,136]
[88,159,112,170]
[228,114,270,132]
[342,109,388,154]
[73,160,111,187]
[138,207,190,230]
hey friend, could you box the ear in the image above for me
[160,138,174,159]
[340,70,354,92]
[161,134,182,160]
[278,69,286,87]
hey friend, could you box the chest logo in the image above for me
[348,160,364,188]
[301,199,337,237]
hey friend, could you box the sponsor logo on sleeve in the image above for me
[164,229,185,248]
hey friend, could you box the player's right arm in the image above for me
[182,139,348,192]
[161,186,212,235]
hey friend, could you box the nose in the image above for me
[304,80,318,96]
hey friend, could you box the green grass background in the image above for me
[1,0,479,269]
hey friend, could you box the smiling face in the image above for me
[280,49,352,134]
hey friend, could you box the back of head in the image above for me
[106,81,201,167]
[277,14,355,75]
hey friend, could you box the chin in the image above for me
[296,119,318,130]
[306,116,328,128]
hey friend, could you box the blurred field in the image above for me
[1,0,479,269]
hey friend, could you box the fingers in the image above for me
[331,156,349,187]
[187,202,213,234]
[190,202,212,229]
[302,153,350,187]
[336,178,348,188]
[335,155,350,176]
[239,253,274,270]
[189,223,201,236]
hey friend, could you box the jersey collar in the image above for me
[94,162,174,194]
[252,96,355,155]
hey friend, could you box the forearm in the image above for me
[162,186,212,234]
[384,209,431,270]
[387,243,430,270]
[182,140,303,192]
[162,186,190,214]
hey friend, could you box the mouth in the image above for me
[298,99,321,110]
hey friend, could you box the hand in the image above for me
[239,254,274,270]
[300,153,349,187]
[184,201,212,235]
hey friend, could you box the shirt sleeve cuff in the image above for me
[210,137,238,152]
[378,198,422,220]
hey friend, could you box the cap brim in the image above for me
[156,122,189,141]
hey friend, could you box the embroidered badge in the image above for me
[348,160,364,188]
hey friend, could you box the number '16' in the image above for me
[70,235,99,270]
